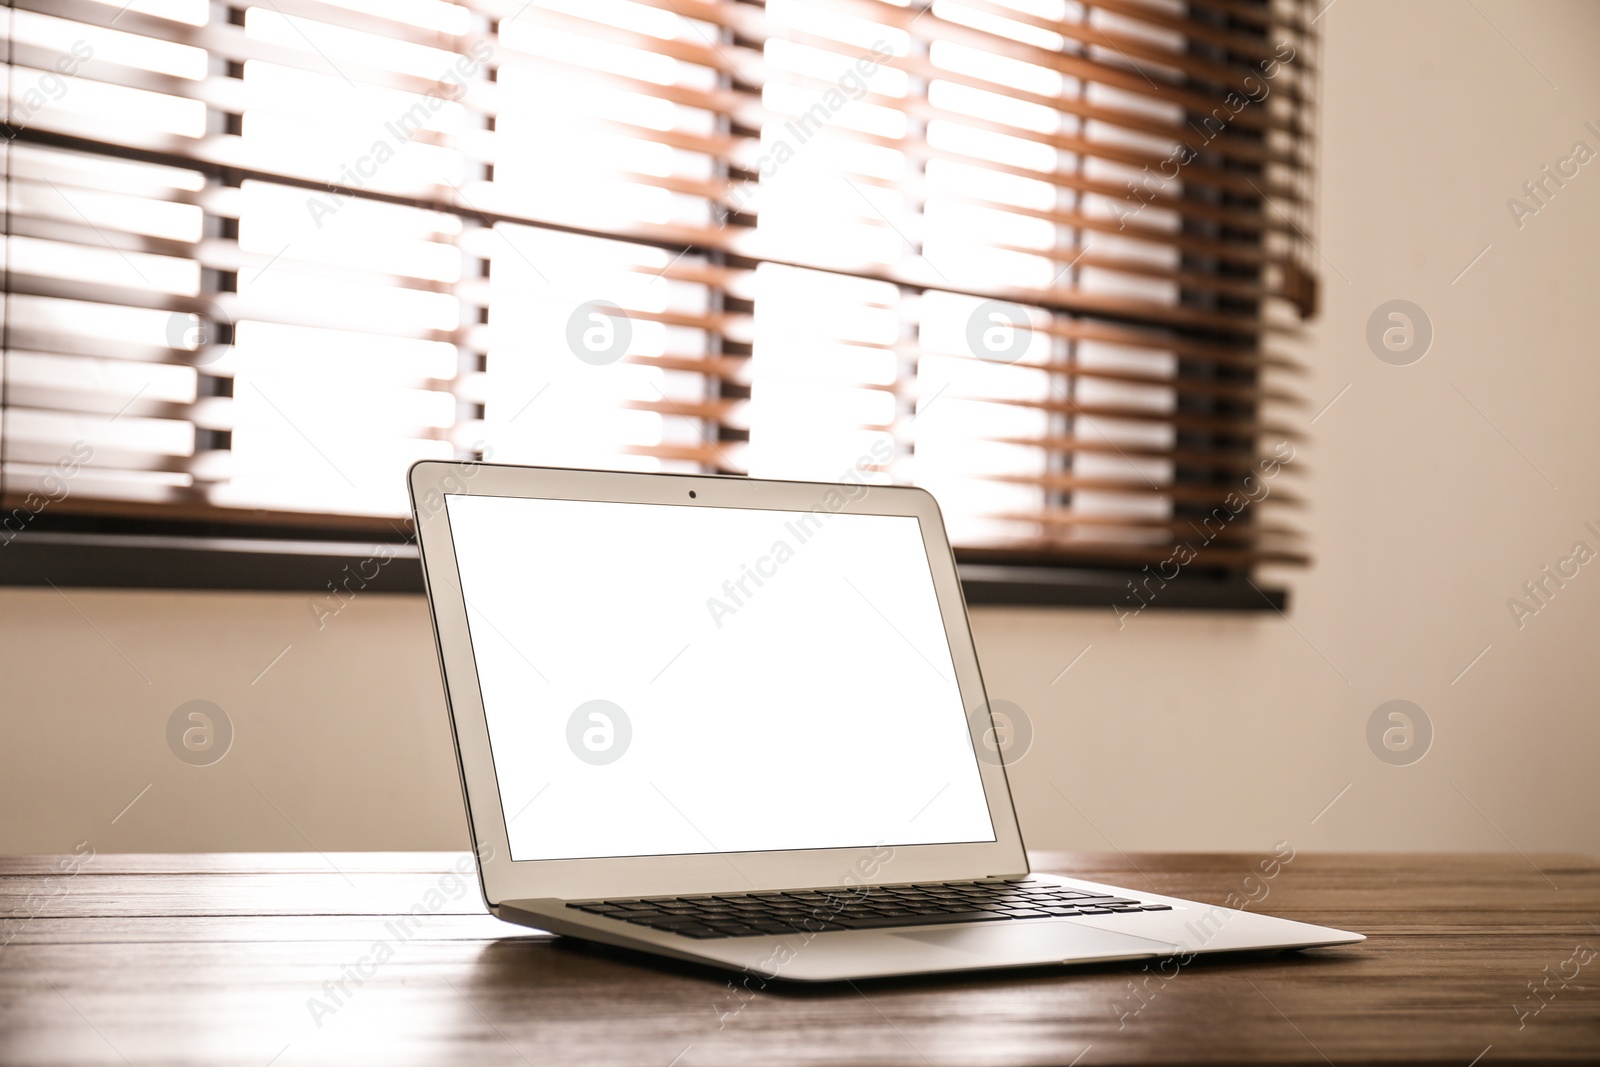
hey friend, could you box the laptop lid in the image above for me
[409,461,1028,906]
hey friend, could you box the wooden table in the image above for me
[2,852,1597,1065]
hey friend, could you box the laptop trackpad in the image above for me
[889,920,1180,963]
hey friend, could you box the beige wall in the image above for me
[3,0,1598,858]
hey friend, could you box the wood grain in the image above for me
[2,852,1596,1066]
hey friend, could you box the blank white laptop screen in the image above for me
[443,493,996,862]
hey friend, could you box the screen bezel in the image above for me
[409,460,1029,905]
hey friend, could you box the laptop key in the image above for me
[670,925,723,939]
[830,911,1012,930]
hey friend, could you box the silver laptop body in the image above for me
[409,460,1362,982]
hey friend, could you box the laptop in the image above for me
[408,460,1363,982]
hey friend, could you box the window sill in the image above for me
[959,563,1285,611]
[1,532,1287,612]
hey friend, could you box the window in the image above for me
[1,0,1319,604]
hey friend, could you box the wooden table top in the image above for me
[2,851,1597,1066]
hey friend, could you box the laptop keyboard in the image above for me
[567,879,1171,939]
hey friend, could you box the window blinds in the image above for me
[1,0,1318,569]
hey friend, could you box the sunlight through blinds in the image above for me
[2,0,1319,569]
